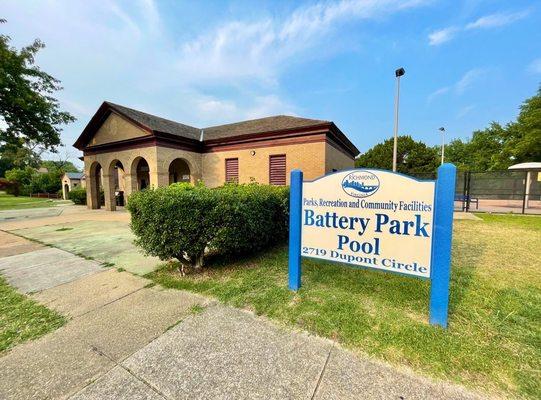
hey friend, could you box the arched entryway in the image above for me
[88,162,103,209]
[106,160,126,210]
[63,183,70,200]
[131,157,150,191]
[168,158,191,184]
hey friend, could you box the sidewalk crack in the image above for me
[89,345,171,400]
[75,285,146,319]
[310,344,333,400]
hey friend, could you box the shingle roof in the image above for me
[105,102,200,140]
[66,172,84,179]
[202,115,329,140]
[106,102,328,141]
[75,101,359,156]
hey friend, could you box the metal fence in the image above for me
[410,170,541,215]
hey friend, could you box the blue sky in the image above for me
[3,0,541,165]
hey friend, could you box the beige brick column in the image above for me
[102,174,116,211]
[150,171,169,188]
[87,173,100,209]
[124,173,135,199]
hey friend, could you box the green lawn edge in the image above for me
[0,276,66,353]
[148,213,541,399]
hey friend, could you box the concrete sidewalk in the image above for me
[0,230,485,400]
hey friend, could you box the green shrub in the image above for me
[68,188,87,205]
[211,184,289,255]
[127,183,289,272]
[0,178,20,196]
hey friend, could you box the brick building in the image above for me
[74,101,359,211]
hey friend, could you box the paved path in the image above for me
[0,212,486,400]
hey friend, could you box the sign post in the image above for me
[288,169,303,291]
[287,164,456,328]
[429,163,456,328]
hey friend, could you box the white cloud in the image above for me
[455,68,485,94]
[427,68,486,103]
[428,27,458,46]
[428,9,529,46]
[2,0,430,163]
[427,86,450,103]
[527,58,541,74]
[178,0,429,84]
[465,10,529,30]
[456,104,475,118]
[191,94,296,126]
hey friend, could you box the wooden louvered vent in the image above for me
[225,158,239,183]
[269,154,286,186]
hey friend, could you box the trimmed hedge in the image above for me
[127,183,289,271]
[68,188,87,205]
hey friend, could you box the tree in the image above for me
[0,140,41,177]
[445,122,505,171]
[40,160,79,174]
[0,20,75,153]
[499,87,541,165]
[4,166,35,195]
[355,135,439,174]
[445,87,541,171]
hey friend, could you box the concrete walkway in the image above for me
[0,212,486,400]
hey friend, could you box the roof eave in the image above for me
[73,102,154,150]
[328,122,360,158]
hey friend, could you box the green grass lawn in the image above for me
[0,192,65,210]
[150,214,541,399]
[0,276,66,353]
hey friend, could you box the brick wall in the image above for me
[202,141,327,187]
[325,142,355,173]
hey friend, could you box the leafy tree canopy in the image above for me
[444,122,505,171]
[40,160,79,174]
[0,139,41,177]
[501,87,541,164]
[0,20,75,153]
[355,135,439,174]
[445,87,541,171]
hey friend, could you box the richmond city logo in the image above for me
[341,171,380,198]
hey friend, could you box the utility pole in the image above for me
[392,67,405,172]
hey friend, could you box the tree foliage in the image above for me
[445,123,505,171]
[4,160,80,195]
[501,87,541,164]
[0,140,41,177]
[446,87,541,170]
[355,135,439,174]
[0,21,75,152]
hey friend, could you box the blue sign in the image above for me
[288,164,457,328]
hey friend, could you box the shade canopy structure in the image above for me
[508,162,541,209]
[508,162,541,171]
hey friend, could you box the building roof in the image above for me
[203,115,329,140]
[74,101,359,156]
[105,102,201,140]
[65,172,84,180]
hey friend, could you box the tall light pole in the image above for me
[439,127,445,165]
[392,67,405,172]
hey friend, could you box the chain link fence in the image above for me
[409,169,541,215]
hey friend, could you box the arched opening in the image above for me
[89,162,103,209]
[168,158,191,184]
[108,160,126,208]
[63,183,70,200]
[131,157,150,191]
